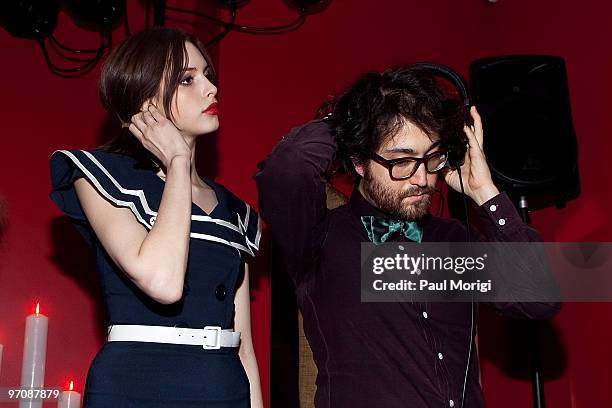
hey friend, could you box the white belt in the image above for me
[107,325,241,350]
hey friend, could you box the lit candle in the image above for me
[19,302,48,408]
[57,381,81,408]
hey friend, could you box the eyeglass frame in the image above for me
[370,143,449,180]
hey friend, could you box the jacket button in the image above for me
[215,284,227,301]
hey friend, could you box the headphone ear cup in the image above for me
[442,132,468,170]
[450,108,471,169]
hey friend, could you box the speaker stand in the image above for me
[519,195,545,408]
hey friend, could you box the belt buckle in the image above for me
[203,326,222,349]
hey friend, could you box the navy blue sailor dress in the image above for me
[49,149,261,407]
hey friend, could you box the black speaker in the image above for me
[469,55,579,210]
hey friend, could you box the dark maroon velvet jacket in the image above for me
[255,119,559,408]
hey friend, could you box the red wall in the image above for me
[1,0,610,407]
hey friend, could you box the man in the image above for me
[255,66,558,408]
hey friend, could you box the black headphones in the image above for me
[410,62,471,171]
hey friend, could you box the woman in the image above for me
[50,27,263,407]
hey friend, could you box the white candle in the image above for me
[19,302,48,408]
[0,343,3,380]
[57,381,81,408]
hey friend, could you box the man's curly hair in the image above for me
[328,65,466,180]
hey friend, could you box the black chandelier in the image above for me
[0,0,330,78]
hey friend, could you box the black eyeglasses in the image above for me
[371,146,448,180]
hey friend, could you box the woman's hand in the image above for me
[127,104,191,168]
[441,106,500,206]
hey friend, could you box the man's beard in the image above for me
[362,168,435,221]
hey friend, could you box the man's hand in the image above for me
[441,106,499,206]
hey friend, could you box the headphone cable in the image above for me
[457,166,476,408]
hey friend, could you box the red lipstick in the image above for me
[203,102,219,115]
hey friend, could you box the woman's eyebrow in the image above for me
[184,65,211,73]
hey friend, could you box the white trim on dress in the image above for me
[54,150,258,256]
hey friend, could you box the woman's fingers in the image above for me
[129,115,160,154]
[127,123,143,140]
[128,105,187,168]
[132,107,159,134]
[148,104,166,122]
[142,110,157,126]
[131,112,147,132]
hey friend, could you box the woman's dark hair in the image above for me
[328,65,466,180]
[98,27,216,170]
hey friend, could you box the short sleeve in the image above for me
[50,150,99,246]
[50,150,88,221]
[49,149,155,230]
[51,150,262,258]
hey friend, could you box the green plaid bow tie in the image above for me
[360,216,423,244]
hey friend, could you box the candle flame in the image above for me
[69,381,74,391]
[35,302,40,315]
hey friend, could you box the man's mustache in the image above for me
[403,187,436,197]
